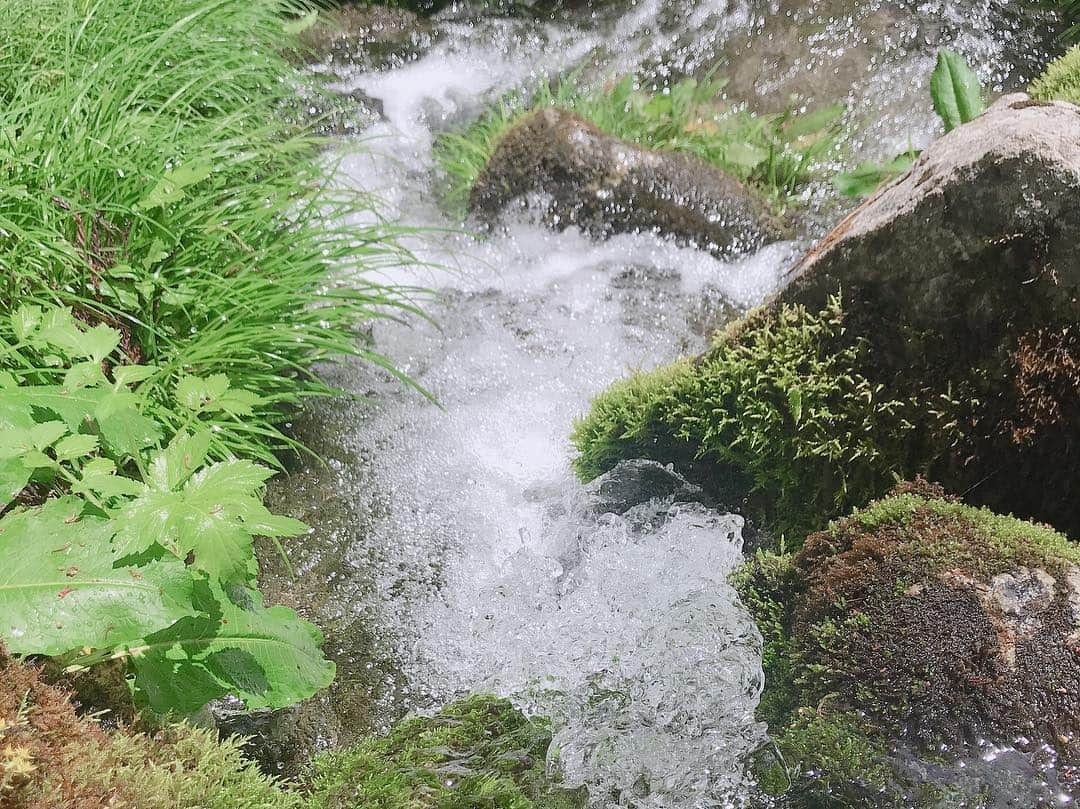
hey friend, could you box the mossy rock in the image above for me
[572,297,935,541]
[0,647,301,809]
[304,695,585,809]
[1030,45,1080,106]
[573,95,1080,542]
[733,483,1080,807]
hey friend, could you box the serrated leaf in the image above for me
[128,579,334,713]
[54,433,99,460]
[30,421,68,450]
[11,305,42,340]
[83,324,121,364]
[113,364,158,387]
[64,360,107,391]
[148,431,212,491]
[176,373,230,413]
[75,458,145,499]
[0,499,195,656]
[930,49,984,132]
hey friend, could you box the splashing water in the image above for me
[263,0,1061,803]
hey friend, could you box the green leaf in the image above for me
[930,49,984,132]
[64,360,108,391]
[0,459,30,510]
[30,421,68,450]
[724,142,770,173]
[788,388,803,425]
[176,373,231,413]
[83,324,121,364]
[781,103,845,140]
[75,458,145,499]
[54,433,99,460]
[11,305,42,341]
[833,153,917,198]
[128,580,334,713]
[136,162,213,210]
[0,499,195,656]
[113,364,158,387]
[148,431,212,491]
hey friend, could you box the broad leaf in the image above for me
[0,499,195,656]
[833,153,917,198]
[930,49,984,132]
[136,162,213,210]
[129,580,334,713]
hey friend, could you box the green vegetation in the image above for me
[572,297,933,541]
[305,695,583,809]
[1,647,303,808]
[0,0,420,467]
[835,48,983,197]
[733,484,1080,807]
[0,0,423,716]
[1030,45,1080,104]
[435,73,843,215]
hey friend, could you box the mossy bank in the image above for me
[733,482,1080,806]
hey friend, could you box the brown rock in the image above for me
[470,107,783,257]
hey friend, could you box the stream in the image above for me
[257,0,1061,804]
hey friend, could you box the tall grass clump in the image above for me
[0,0,421,465]
[0,0,426,717]
[435,73,843,216]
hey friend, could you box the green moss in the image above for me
[736,488,1080,807]
[305,695,582,809]
[573,297,931,541]
[758,710,895,805]
[570,359,694,481]
[1030,45,1080,106]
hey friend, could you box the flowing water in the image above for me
[259,0,1062,804]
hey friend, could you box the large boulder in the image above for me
[470,107,782,257]
[775,92,1080,536]
[572,94,1080,539]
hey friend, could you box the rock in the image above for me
[582,459,713,516]
[298,6,433,68]
[572,95,1080,539]
[734,482,1080,806]
[774,92,1080,536]
[470,107,783,257]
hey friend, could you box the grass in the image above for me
[0,0,425,467]
[434,72,843,217]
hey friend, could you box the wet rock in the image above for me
[735,481,1080,807]
[775,92,1080,536]
[298,6,434,68]
[470,107,783,257]
[583,459,713,516]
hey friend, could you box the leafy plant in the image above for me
[0,307,333,714]
[0,0,425,467]
[930,49,986,131]
[835,48,983,197]
[436,72,843,215]
[1030,44,1080,105]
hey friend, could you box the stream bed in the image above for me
[257,0,1062,804]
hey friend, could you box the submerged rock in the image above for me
[734,482,1080,807]
[470,107,783,257]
